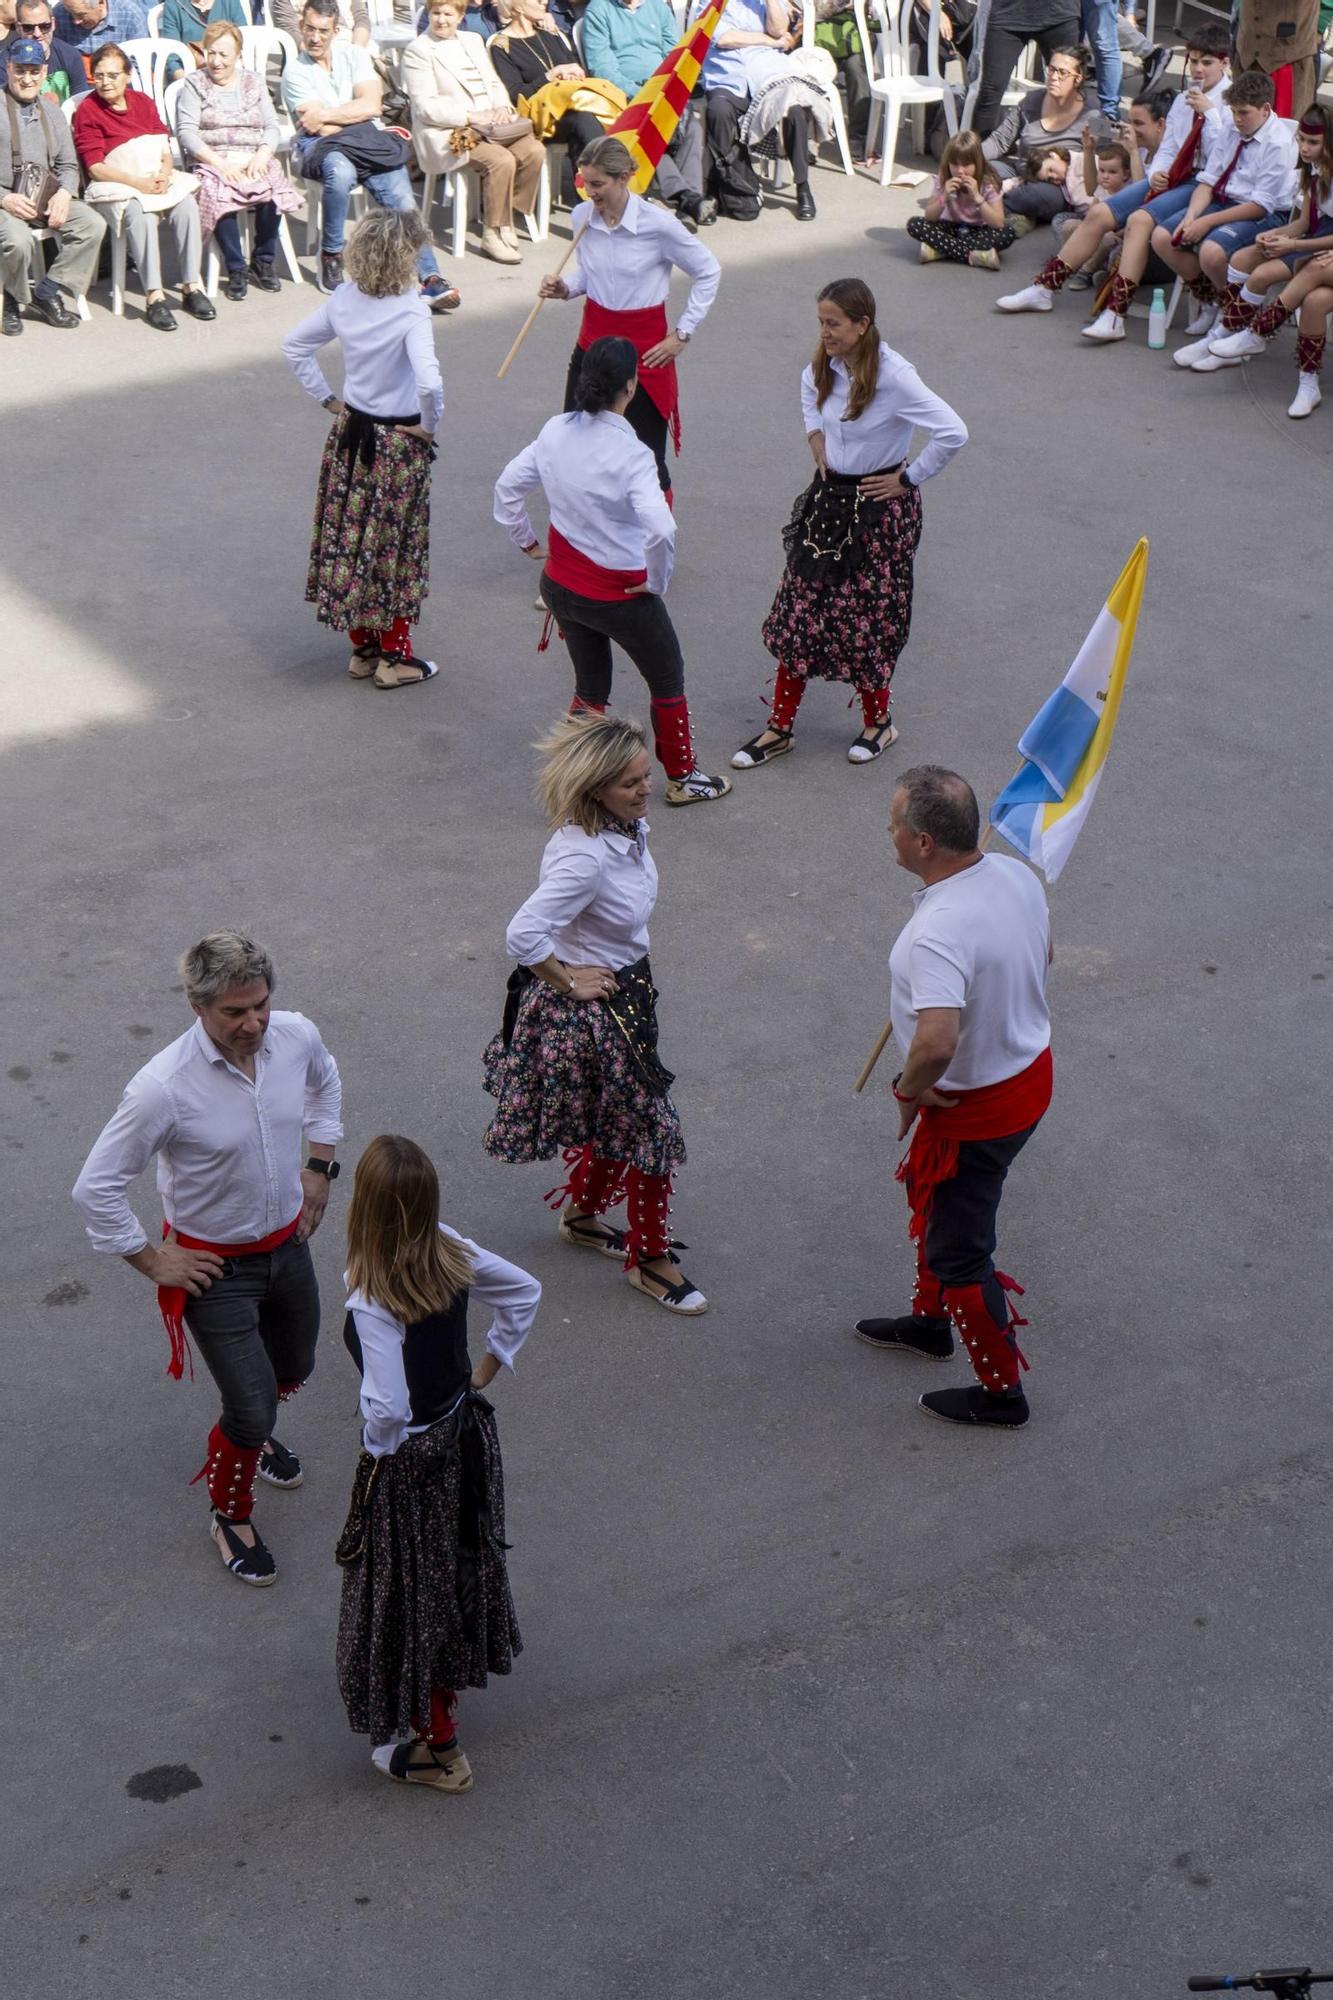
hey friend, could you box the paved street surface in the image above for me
[2,153,1330,2000]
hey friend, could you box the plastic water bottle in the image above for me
[1147,287,1167,349]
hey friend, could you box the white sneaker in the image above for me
[1184,302,1219,337]
[1189,350,1241,371]
[995,282,1054,312]
[1288,373,1322,419]
[1210,325,1267,359]
[1081,309,1125,342]
[1173,333,1218,367]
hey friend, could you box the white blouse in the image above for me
[800,341,967,484]
[346,1226,541,1459]
[564,192,720,340]
[493,410,675,594]
[282,283,445,433]
[505,822,657,970]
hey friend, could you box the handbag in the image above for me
[7,95,65,217]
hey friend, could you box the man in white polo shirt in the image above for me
[855,767,1054,1429]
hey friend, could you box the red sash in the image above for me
[544,523,646,603]
[896,1047,1053,1247]
[157,1212,301,1381]
[578,298,681,455]
[1165,111,1206,190]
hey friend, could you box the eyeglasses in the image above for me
[21,19,56,30]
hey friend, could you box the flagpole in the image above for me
[853,826,994,1094]
[496,222,589,382]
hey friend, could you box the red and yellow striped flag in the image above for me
[603,1,727,193]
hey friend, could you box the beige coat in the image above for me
[401,29,515,175]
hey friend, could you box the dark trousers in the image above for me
[539,574,685,706]
[923,1124,1038,1324]
[563,346,672,493]
[1002,179,1071,224]
[972,18,1080,134]
[212,204,282,272]
[183,1236,320,1449]
[705,88,812,186]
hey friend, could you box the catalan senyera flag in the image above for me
[989,538,1147,883]
[604,0,727,193]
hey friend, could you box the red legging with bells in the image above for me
[553,1142,674,1265]
[769,663,890,733]
[350,616,413,659]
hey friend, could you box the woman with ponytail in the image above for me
[494,335,731,806]
[732,277,968,773]
[536,134,721,501]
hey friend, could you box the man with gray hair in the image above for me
[854,767,1054,1429]
[73,933,343,1586]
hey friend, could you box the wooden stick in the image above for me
[853,826,995,1094]
[496,222,588,381]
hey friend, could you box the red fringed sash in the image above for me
[157,1212,301,1381]
[578,298,682,455]
[896,1047,1053,1247]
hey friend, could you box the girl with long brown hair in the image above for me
[733,278,968,773]
[335,1134,540,1793]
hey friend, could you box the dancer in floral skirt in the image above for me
[336,1134,540,1792]
[732,277,968,773]
[482,712,707,1316]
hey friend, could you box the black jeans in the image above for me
[540,574,685,707]
[183,1236,320,1448]
[704,88,812,186]
[972,18,1080,134]
[924,1123,1038,1323]
[563,347,672,493]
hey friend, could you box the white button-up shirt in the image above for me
[1151,74,1229,185]
[347,1228,541,1458]
[564,192,720,340]
[1201,109,1297,212]
[494,410,675,594]
[72,1011,344,1255]
[505,822,657,969]
[801,342,968,484]
[283,285,445,433]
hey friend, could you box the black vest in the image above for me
[343,1286,472,1433]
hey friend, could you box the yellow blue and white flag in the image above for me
[989,537,1146,882]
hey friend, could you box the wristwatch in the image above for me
[675,327,690,344]
[305,1157,340,1179]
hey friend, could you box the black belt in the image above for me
[338,404,422,471]
[824,461,904,486]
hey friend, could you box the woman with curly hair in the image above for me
[482,712,708,1316]
[282,207,443,688]
[732,278,967,773]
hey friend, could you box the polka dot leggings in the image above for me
[906,215,1017,264]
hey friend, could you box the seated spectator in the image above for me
[581,0,715,229]
[1157,69,1298,364]
[1050,135,1132,282]
[1185,103,1333,371]
[995,27,1231,325]
[0,33,106,331]
[401,0,545,264]
[1206,244,1333,416]
[270,0,371,44]
[488,0,611,184]
[906,127,1014,268]
[158,0,249,83]
[702,0,818,222]
[0,0,88,98]
[53,0,148,70]
[176,19,303,298]
[283,0,456,306]
[73,40,216,329]
[983,44,1109,228]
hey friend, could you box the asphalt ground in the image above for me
[2,124,1331,2000]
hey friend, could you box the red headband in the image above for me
[1299,114,1325,135]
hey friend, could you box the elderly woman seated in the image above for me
[488,0,607,183]
[401,0,546,263]
[175,20,304,298]
[72,41,215,331]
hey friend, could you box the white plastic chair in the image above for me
[65,90,140,315]
[418,145,551,257]
[161,69,305,292]
[147,2,163,32]
[855,0,957,185]
[26,229,93,317]
[120,36,195,112]
[238,23,301,159]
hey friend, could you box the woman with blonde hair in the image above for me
[732,277,967,773]
[537,133,720,501]
[283,207,443,688]
[176,19,303,301]
[482,712,708,1315]
[489,0,608,182]
[336,1133,539,1793]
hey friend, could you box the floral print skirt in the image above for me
[305,413,433,633]
[483,976,686,1179]
[761,472,923,697]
